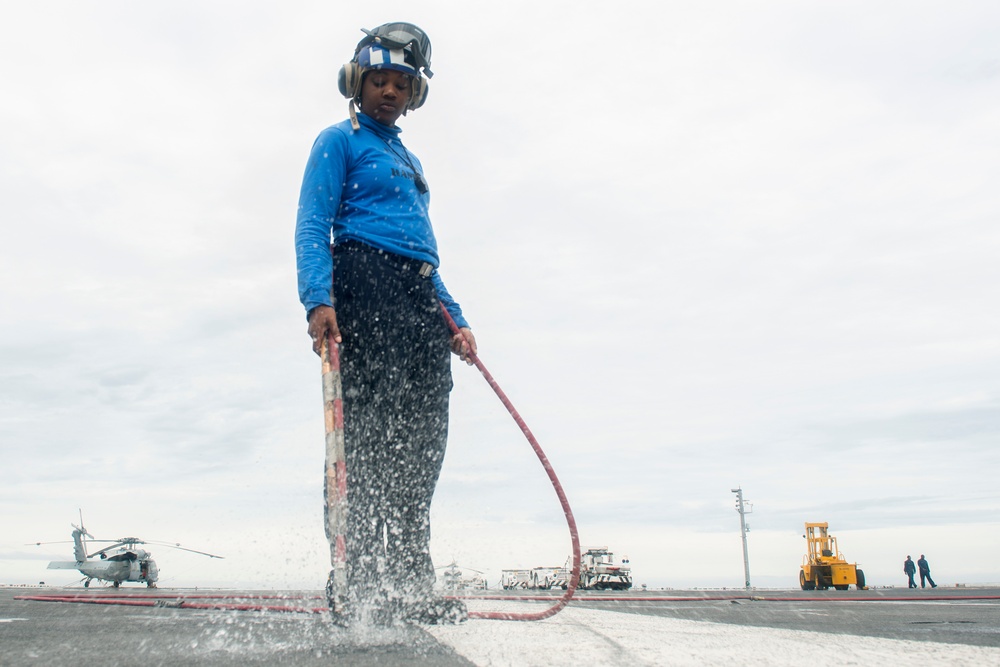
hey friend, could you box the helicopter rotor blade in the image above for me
[145,540,224,559]
[31,538,119,548]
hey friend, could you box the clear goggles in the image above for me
[357,22,433,78]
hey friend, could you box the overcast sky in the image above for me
[2,1,999,591]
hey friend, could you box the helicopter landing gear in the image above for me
[113,581,120,588]
[83,579,91,588]
[146,582,157,588]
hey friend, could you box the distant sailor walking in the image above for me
[903,555,917,588]
[917,554,937,588]
[295,22,475,625]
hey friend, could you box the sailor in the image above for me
[917,554,937,589]
[295,21,474,625]
[903,555,917,588]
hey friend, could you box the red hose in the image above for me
[13,594,323,613]
[441,305,581,621]
[19,591,1000,615]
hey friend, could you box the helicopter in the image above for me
[436,560,488,591]
[35,512,223,588]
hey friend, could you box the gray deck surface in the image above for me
[3,587,1000,666]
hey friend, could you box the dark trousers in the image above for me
[906,573,917,588]
[332,243,453,608]
[920,571,936,588]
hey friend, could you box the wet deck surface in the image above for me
[3,587,1000,666]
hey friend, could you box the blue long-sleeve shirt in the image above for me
[295,112,469,329]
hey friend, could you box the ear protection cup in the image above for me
[408,77,428,110]
[338,62,363,99]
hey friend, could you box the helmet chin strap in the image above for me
[349,99,360,130]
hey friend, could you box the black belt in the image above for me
[333,239,434,278]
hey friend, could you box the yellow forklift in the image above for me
[799,522,867,590]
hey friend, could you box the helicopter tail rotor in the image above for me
[71,509,94,540]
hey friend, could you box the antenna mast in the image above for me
[731,487,752,590]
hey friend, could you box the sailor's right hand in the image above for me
[307,305,342,356]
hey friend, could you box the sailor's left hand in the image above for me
[451,328,477,365]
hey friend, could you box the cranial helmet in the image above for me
[355,42,422,83]
[338,22,432,122]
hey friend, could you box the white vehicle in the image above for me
[576,547,632,591]
[528,566,565,590]
[500,569,532,590]
[502,547,632,591]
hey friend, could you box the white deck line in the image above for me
[427,603,1000,667]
